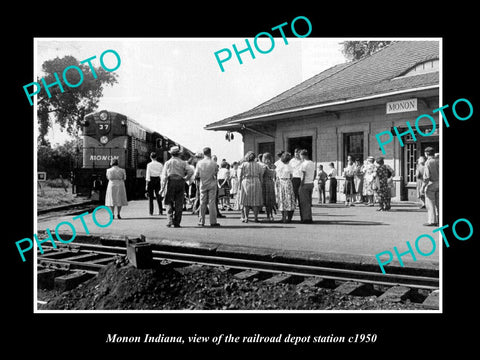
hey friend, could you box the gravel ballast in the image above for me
[38,260,429,311]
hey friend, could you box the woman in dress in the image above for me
[229,161,240,210]
[239,151,265,222]
[342,157,356,206]
[261,153,277,222]
[275,152,296,223]
[361,156,376,206]
[217,160,231,210]
[416,156,426,209]
[105,159,128,219]
[353,159,364,203]
[190,153,203,215]
[185,155,198,213]
[374,156,390,211]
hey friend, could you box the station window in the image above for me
[405,142,417,183]
[343,132,364,165]
[258,142,275,157]
[402,131,439,185]
[287,136,312,157]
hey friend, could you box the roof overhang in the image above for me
[206,85,439,131]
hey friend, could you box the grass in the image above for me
[37,179,90,210]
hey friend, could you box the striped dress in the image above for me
[262,164,277,209]
[239,161,264,207]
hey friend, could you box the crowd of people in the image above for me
[103,145,439,228]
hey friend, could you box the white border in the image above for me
[33,37,442,314]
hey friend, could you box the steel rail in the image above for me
[151,252,439,290]
[37,201,97,215]
[37,243,439,290]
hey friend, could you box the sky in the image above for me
[36,37,347,161]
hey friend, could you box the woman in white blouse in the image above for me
[217,161,231,210]
[275,152,296,223]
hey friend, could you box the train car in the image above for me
[73,110,194,201]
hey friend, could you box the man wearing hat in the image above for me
[422,147,439,226]
[161,146,194,227]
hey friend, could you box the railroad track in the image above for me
[37,242,440,309]
[37,201,98,218]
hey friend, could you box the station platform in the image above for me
[36,199,440,275]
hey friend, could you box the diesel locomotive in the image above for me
[73,110,193,201]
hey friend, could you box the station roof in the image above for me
[205,40,439,131]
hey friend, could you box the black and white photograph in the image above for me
[32,37,443,313]
[6,7,478,355]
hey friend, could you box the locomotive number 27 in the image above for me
[99,124,109,130]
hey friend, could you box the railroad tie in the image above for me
[334,281,374,296]
[297,276,337,289]
[216,266,231,273]
[264,273,295,285]
[377,285,413,302]
[37,269,59,290]
[421,290,439,310]
[54,271,95,292]
[234,269,267,281]
[175,264,205,274]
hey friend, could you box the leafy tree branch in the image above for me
[37,55,118,145]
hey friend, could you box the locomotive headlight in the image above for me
[100,136,108,144]
[99,111,108,121]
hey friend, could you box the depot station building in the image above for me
[205,41,440,202]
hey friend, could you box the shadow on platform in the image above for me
[193,225,296,229]
[313,220,385,226]
[122,217,166,220]
[315,213,355,217]
[388,209,427,212]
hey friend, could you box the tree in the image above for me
[38,139,82,179]
[340,41,393,61]
[37,55,118,145]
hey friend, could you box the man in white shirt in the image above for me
[298,149,316,223]
[289,148,303,206]
[145,152,164,215]
[194,147,221,227]
[327,162,337,203]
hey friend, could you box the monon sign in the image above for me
[386,98,418,114]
